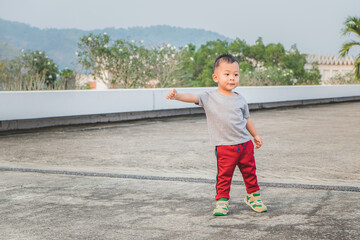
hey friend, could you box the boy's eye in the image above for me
[235,74,239,76]
[225,73,229,76]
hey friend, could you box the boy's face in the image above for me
[212,61,240,92]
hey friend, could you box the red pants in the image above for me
[215,140,260,200]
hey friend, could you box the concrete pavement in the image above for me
[0,101,359,239]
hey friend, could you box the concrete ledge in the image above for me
[249,96,360,109]
[1,96,360,132]
[2,85,360,121]
[0,108,205,132]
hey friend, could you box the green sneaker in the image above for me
[244,191,267,213]
[213,200,229,216]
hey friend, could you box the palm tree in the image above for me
[339,16,360,80]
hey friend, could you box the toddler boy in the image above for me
[166,54,267,215]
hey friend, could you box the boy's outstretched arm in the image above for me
[166,89,199,104]
[246,117,263,149]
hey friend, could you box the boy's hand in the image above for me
[254,135,263,149]
[166,89,178,100]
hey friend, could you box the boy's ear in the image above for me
[212,73,218,83]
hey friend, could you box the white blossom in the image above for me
[75,51,79,56]
[104,32,107,35]
[104,44,108,48]
[34,58,37,61]
[88,37,92,41]
[47,62,51,65]
[167,44,171,48]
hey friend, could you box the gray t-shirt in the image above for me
[197,90,251,146]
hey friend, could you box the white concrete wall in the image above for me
[1,85,360,121]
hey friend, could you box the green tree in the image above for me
[247,37,265,62]
[192,40,229,86]
[229,38,254,71]
[57,69,77,89]
[178,43,196,86]
[264,43,285,67]
[228,38,249,59]
[339,16,360,80]
[280,44,307,79]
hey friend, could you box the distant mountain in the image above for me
[0,41,19,59]
[0,18,232,69]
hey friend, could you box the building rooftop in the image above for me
[306,54,355,65]
[1,101,359,239]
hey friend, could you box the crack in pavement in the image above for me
[1,167,359,192]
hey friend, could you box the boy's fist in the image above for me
[166,89,177,100]
[254,135,263,149]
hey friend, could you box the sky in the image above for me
[0,0,359,56]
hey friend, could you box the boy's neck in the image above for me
[217,88,236,97]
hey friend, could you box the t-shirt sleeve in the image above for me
[196,92,208,107]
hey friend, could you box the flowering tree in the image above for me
[239,67,296,86]
[77,33,151,88]
[20,50,59,85]
[147,44,190,88]
[108,39,150,88]
[0,50,60,91]
[76,33,196,88]
[77,33,111,86]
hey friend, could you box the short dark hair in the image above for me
[213,54,239,72]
